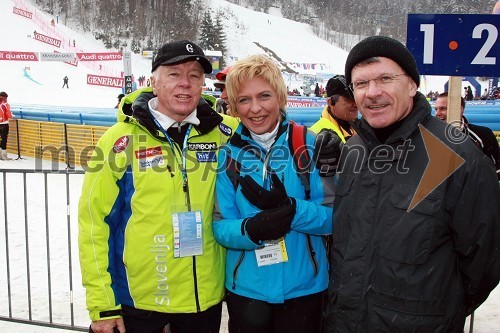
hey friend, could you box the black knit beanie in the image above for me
[345,36,420,88]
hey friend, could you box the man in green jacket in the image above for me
[78,40,238,333]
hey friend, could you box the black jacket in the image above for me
[463,116,500,180]
[324,93,500,333]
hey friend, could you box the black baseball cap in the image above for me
[151,40,212,74]
[326,75,353,99]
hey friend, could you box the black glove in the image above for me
[313,129,343,177]
[240,173,288,210]
[244,201,296,243]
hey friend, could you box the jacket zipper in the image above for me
[306,235,319,276]
[177,132,201,312]
[232,251,246,290]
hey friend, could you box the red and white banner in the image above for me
[87,74,123,88]
[13,7,33,19]
[0,51,39,61]
[286,97,326,108]
[77,52,122,61]
[34,32,61,48]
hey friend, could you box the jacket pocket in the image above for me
[369,288,446,332]
[380,185,442,264]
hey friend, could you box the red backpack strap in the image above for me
[288,121,311,200]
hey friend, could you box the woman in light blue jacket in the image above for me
[213,54,334,333]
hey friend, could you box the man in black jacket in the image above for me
[323,36,500,333]
[434,92,500,180]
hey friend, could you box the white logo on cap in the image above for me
[186,44,194,53]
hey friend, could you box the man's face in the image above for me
[351,57,417,129]
[330,95,358,122]
[434,96,448,121]
[434,96,464,121]
[151,61,205,122]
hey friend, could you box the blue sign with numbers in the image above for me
[407,14,499,77]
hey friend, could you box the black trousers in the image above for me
[0,123,9,150]
[225,289,324,333]
[120,302,222,333]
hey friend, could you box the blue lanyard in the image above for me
[152,117,192,183]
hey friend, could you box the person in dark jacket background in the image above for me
[434,92,500,180]
[323,35,500,332]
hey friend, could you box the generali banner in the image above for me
[0,51,39,61]
[13,7,33,19]
[286,97,327,108]
[77,52,122,61]
[34,32,61,48]
[87,74,123,88]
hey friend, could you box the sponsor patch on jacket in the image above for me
[187,142,217,151]
[196,151,217,162]
[136,146,165,169]
[219,123,232,136]
[113,136,129,153]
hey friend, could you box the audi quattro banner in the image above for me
[76,52,122,61]
[0,51,39,61]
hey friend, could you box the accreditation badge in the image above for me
[254,238,289,267]
[171,205,203,258]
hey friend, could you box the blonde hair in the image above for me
[225,54,287,116]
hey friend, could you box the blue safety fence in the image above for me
[11,102,500,130]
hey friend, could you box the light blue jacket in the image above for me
[213,114,334,304]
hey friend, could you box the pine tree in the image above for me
[198,11,215,50]
[213,13,228,68]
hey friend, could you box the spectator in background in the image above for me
[466,85,474,101]
[310,75,357,142]
[115,93,125,109]
[314,82,321,97]
[214,67,231,115]
[323,35,500,332]
[434,92,500,180]
[0,91,12,160]
[482,88,489,100]
[62,76,69,89]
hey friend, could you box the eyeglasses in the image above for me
[349,73,408,92]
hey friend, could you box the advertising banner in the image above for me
[13,7,33,19]
[34,32,61,48]
[77,52,122,61]
[40,52,75,62]
[286,97,327,108]
[0,51,39,61]
[87,74,123,88]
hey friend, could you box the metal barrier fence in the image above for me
[6,119,108,168]
[0,168,87,331]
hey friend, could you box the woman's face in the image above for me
[234,76,281,134]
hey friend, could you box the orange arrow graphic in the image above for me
[408,124,465,212]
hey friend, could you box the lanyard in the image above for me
[152,117,192,184]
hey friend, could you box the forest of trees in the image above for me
[32,0,497,65]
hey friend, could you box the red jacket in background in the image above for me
[0,102,12,123]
